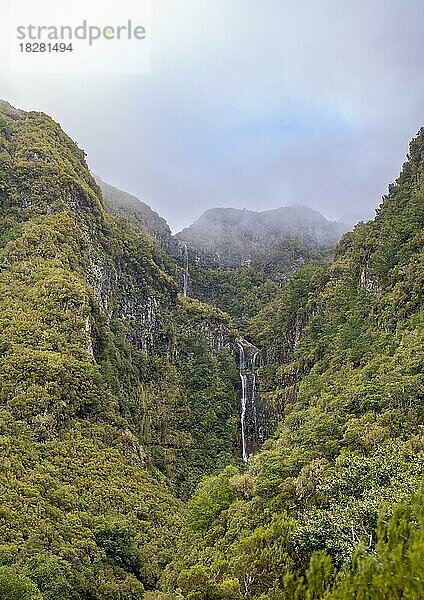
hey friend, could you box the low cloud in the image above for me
[2,0,423,231]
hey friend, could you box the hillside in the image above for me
[95,183,342,329]
[95,175,176,253]
[0,100,240,597]
[176,205,347,268]
[0,99,422,600]
[175,206,347,333]
[176,206,346,329]
[163,130,424,598]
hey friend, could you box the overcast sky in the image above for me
[1,0,423,232]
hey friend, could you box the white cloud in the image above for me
[1,0,423,231]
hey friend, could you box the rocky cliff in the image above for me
[162,129,424,600]
[0,100,242,595]
[176,205,347,269]
[1,99,422,600]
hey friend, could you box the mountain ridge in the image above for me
[177,204,348,246]
[94,174,177,253]
[0,98,422,600]
[175,204,348,272]
[94,171,348,260]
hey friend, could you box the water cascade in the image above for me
[237,341,248,462]
[236,338,261,462]
[182,244,189,297]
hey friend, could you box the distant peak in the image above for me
[175,204,349,270]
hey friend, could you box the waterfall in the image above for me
[182,244,189,297]
[237,341,248,462]
[252,351,259,435]
[236,340,260,463]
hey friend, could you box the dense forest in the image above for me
[0,100,422,599]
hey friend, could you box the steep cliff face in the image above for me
[176,205,347,269]
[0,100,187,595]
[235,338,285,462]
[175,208,340,329]
[0,100,241,595]
[0,101,178,356]
[165,129,424,600]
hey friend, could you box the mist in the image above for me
[1,0,423,232]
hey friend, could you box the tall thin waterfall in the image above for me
[237,341,248,462]
[236,339,260,463]
[252,351,259,436]
[182,244,189,297]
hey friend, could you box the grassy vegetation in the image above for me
[0,99,422,598]
[162,129,424,599]
[0,101,239,597]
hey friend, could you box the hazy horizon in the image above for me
[96,173,353,234]
[1,0,423,232]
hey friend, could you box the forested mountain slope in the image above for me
[176,209,343,330]
[177,206,346,266]
[0,98,422,600]
[96,185,343,330]
[95,175,177,254]
[176,206,347,329]
[0,100,239,598]
[162,130,424,599]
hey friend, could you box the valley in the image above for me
[0,99,422,599]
